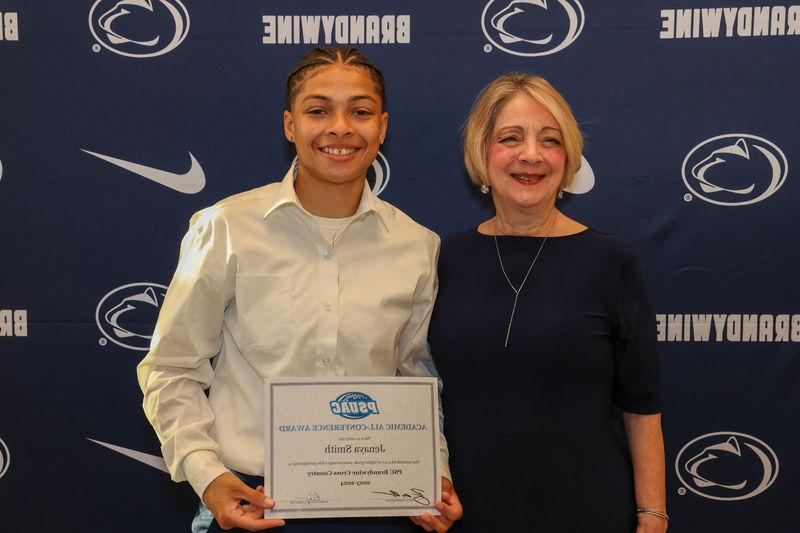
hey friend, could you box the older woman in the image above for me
[428,73,667,532]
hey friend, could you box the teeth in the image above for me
[321,147,357,156]
[511,174,540,181]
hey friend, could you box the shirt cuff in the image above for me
[183,450,230,499]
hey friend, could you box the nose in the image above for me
[518,140,542,164]
[327,111,354,137]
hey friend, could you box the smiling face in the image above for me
[486,91,566,215]
[284,64,388,193]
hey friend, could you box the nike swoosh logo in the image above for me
[82,149,206,194]
[87,438,169,473]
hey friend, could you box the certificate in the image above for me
[264,377,441,519]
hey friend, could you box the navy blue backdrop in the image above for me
[1,1,798,531]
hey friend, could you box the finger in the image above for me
[227,514,286,531]
[417,514,445,533]
[235,484,274,508]
[251,485,277,509]
[429,517,453,533]
[409,516,424,526]
[411,515,438,529]
[435,508,457,522]
[435,500,462,521]
[439,505,464,522]
[413,514,434,532]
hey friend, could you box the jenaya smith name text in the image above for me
[324,444,386,455]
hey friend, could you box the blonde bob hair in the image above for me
[463,73,583,190]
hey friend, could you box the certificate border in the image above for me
[266,378,440,515]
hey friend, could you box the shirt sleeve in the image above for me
[613,255,662,415]
[136,210,235,498]
[395,231,452,482]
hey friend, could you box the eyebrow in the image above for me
[302,94,378,104]
[496,125,562,134]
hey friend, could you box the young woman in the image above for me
[138,48,462,533]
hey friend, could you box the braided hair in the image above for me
[285,47,385,111]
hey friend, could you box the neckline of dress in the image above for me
[473,227,591,239]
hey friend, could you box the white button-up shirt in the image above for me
[137,166,448,497]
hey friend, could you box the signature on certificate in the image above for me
[291,492,323,505]
[371,488,430,506]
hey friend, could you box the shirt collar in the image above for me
[263,161,389,230]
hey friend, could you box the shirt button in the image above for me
[323,249,332,259]
[322,356,331,365]
[324,303,332,312]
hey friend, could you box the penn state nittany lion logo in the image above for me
[0,438,10,480]
[89,0,190,58]
[367,151,390,196]
[95,282,167,351]
[682,134,788,206]
[675,432,779,501]
[291,152,390,196]
[562,155,594,195]
[481,0,584,57]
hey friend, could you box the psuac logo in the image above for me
[481,0,585,57]
[89,0,190,58]
[682,134,788,206]
[330,392,380,419]
[0,438,10,479]
[95,282,167,351]
[675,431,779,501]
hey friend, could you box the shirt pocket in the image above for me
[234,274,292,351]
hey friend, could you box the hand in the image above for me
[636,512,668,533]
[410,477,463,532]
[202,472,286,531]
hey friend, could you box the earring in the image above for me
[558,188,564,199]
[480,184,490,195]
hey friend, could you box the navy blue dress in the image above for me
[429,229,661,532]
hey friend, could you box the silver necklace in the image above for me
[493,234,547,348]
